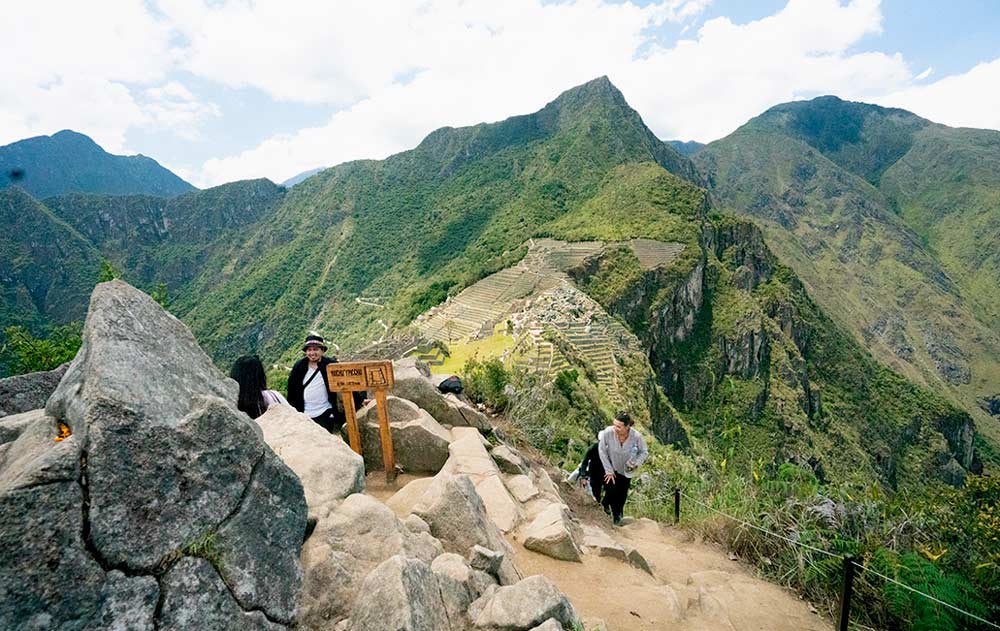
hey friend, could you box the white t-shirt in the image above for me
[302,368,332,417]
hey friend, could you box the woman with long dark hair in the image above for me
[230,355,288,419]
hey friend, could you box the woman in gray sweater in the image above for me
[598,411,648,525]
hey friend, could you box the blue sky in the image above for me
[2,0,998,187]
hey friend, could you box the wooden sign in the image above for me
[327,360,397,483]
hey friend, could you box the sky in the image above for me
[2,0,998,188]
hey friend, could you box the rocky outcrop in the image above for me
[0,280,307,629]
[412,471,520,585]
[523,503,583,562]
[346,555,451,631]
[357,395,453,473]
[299,493,443,628]
[980,394,1000,417]
[0,362,68,416]
[392,358,491,431]
[257,404,365,521]
[470,575,578,630]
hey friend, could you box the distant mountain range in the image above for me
[1,78,995,494]
[695,95,1000,449]
[281,166,326,187]
[0,130,194,198]
[666,139,705,156]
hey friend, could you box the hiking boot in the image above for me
[613,516,623,526]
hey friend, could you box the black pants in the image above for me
[588,469,604,503]
[311,408,345,434]
[600,472,632,521]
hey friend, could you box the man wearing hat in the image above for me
[287,334,364,434]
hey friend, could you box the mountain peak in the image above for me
[1,130,195,198]
[744,95,931,183]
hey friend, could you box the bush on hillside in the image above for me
[0,323,81,376]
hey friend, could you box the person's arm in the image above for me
[286,361,305,412]
[597,430,615,482]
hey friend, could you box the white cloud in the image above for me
[618,0,912,142]
[141,81,221,141]
[0,0,216,151]
[192,0,696,185]
[878,58,1000,132]
[191,0,921,185]
[3,0,998,187]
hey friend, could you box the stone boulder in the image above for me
[412,471,520,585]
[431,553,497,630]
[300,493,443,628]
[0,280,307,629]
[357,396,452,473]
[0,362,68,416]
[490,443,529,475]
[258,404,365,520]
[470,575,578,630]
[347,555,451,631]
[522,503,582,562]
[444,428,522,532]
[0,408,43,447]
[158,557,282,630]
[580,525,625,561]
[392,358,491,431]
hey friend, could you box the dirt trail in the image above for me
[366,470,831,631]
[514,515,829,631]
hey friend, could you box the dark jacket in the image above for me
[578,442,601,479]
[287,356,365,421]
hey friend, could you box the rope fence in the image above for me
[668,488,1000,631]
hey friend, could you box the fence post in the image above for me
[673,489,680,524]
[838,555,856,631]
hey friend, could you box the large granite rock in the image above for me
[0,280,306,629]
[347,555,451,631]
[300,493,443,628]
[0,362,68,416]
[392,358,491,431]
[522,503,582,562]
[258,404,365,520]
[357,396,452,473]
[444,427,522,532]
[412,471,520,585]
[431,552,497,629]
[471,575,578,630]
[158,557,283,631]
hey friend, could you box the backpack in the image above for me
[438,375,464,394]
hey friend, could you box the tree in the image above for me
[0,323,82,376]
[151,282,169,308]
[97,260,119,282]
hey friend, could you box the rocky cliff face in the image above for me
[574,216,981,489]
[0,280,307,629]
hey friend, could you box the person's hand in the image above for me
[578,478,587,488]
[604,472,615,484]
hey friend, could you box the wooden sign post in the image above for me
[326,360,397,483]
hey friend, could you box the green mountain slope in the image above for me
[0,130,195,198]
[694,96,1000,448]
[880,125,1000,332]
[175,77,700,361]
[0,187,104,329]
[43,179,285,292]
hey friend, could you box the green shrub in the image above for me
[0,323,82,376]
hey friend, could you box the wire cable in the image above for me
[856,562,1000,630]
[677,490,841,559]
[671,488,1000,630]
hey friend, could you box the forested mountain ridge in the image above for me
[694,96,1000,449]
[0,130,195,198]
